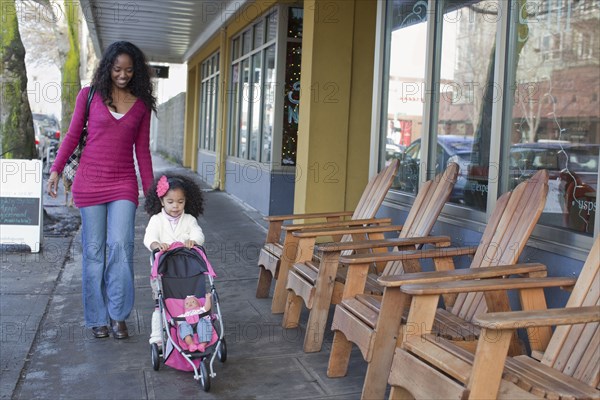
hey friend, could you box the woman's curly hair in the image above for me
[91,41,157,112]
[145,174,204,217]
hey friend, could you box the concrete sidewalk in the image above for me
[2,155,368,399]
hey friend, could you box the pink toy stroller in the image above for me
[149,244,226,392]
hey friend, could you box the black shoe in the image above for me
[111,320,129,339]
[91,326,109,338]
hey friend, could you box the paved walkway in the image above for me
[1,155,367,399]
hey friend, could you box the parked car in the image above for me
[508,142,598,233]
[32,113,60,164]
[395,135,474,202]
[385,137,405,160]
[462,141,598,232]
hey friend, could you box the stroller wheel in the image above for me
[199,359,211,392]
[151,343,160,371]
[217,338,227,363]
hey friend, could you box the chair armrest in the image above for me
[339,246,478,265]
[282,217,391,233]
[315,236,452,253]
[264,210,354,222]
[473,306,600,330]
[378,263,548,287]
[400,276,577,295]
[290,224,405,238]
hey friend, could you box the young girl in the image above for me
[144,174,205,344]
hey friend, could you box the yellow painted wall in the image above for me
[294,0,377,213]
[345,0,377,208]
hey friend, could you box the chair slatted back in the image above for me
[452,170,549,320]
[541,237,600,387]
[382,163,460,276]
[351,159,399,220]
[336,160,398,255]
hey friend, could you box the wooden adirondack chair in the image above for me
[280,163,459,353]
[326,169,549,400]
[256,159,399,314]
[389,236,599,399]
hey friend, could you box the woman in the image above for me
[47,41,157,339]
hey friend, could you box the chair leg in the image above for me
[256,266,273,298]
[271,235,300,314]
[282,291,303,329]
[361,289,408,400]
[303,251,340,353]
[303,296,331,353]
[327,330,352,377]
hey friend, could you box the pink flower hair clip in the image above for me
[156,175,169,197]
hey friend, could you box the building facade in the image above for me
[181,0,598,305]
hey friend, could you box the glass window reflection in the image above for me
[508,0,599,235]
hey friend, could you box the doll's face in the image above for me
[185,296,199,309]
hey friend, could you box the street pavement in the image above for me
[1,154,368,399]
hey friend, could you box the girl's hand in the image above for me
[151,242,170,251]
[47,171,59,198]
[159,243,170,251]
[184,240,196,249]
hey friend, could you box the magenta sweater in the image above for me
[51,86,154,207]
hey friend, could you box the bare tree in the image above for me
[0,0,36,159]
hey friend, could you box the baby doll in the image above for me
[178,294,213,352]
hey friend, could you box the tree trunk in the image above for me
[61,1,81,138]
[0,0,36,159]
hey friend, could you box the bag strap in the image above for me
[84,86,95,125]
[77,86,95,145]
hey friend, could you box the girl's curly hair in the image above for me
[91,41,157,112]
[145,174,204,217]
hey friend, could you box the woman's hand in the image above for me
[185,240,196,249]
[47,171,60,198]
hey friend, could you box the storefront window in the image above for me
[229,63,239,156]
[239,58,250,158]
[198,51,219,152]
[435,0,498,211]
[281,7,303,165]
[227,7,302,164]
[380,0,429,191]
[507,0,599,235]
[249,53,262,161]
[262,45,276,162]
[228,10,279,162]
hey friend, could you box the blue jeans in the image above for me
[178,318,213,343]
[80,200,136,328]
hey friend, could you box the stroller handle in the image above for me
[150,243,205,263]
